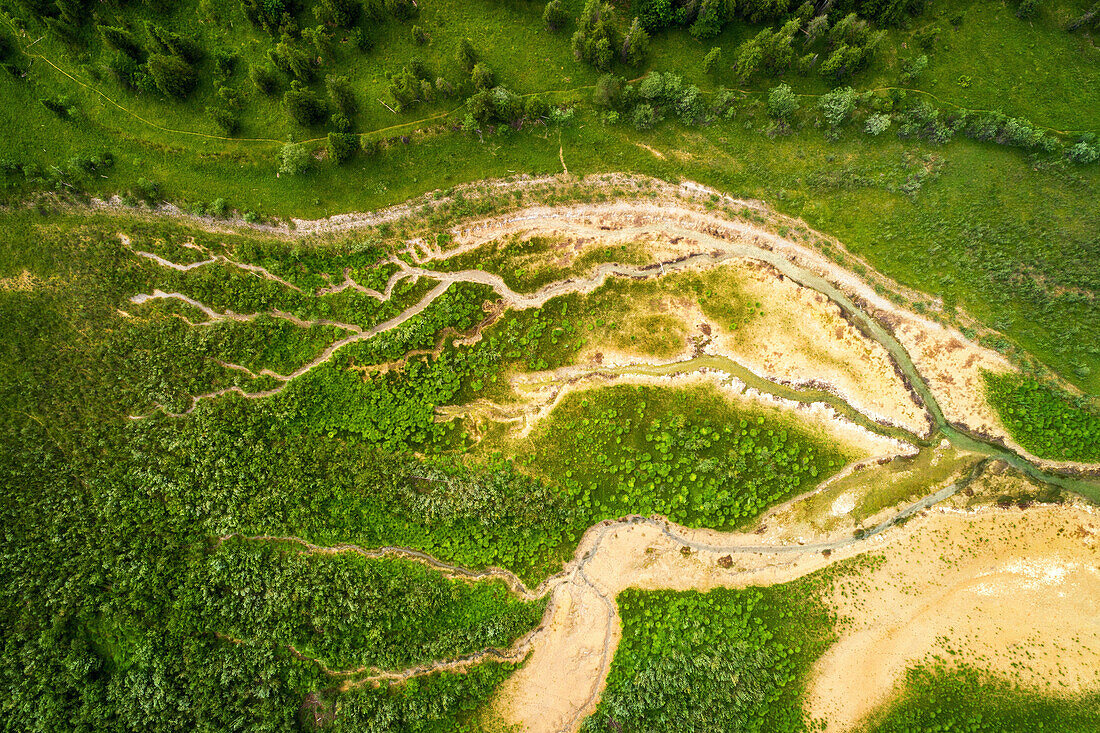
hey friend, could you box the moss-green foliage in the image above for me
[584,581,837,732]
[864,664,1100,733]
[525,384,851,529]
[985,373,1100,461]
[329,661,515,732]
[0,213,542,730]
[200,539,543,671]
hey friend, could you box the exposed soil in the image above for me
[807,504,1100,732]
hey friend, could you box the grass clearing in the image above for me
[517,382,854,530]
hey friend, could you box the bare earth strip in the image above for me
[492,501,1100,733]
[808,502,1100,732]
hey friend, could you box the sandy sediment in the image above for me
[493,502,1100,733]
[806,504,1100,732]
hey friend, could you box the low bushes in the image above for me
[985,373,1100,462]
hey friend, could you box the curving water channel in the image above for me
[693,233,1100,500]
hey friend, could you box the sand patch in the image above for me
[706,258,929,436]
[493,502,1099,733]
[0,269,57,291]
[807,505,1100,732]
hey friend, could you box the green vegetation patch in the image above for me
[433,232,655,293]
[864,663,1100,733]
[201,538,544,672]
[985,372,1100,462]
[325,661,516,732]
[522,383,853,529]
[584,580,838,733]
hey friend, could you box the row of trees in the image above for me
[731,10,886,82]
[630,0,920,37]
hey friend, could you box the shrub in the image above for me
[1016,0,1039,19]
[349,27,373,52]
[689,0,723,39]
[1067,0,1100,31]
[325,74,357,115]
[435,77,455,97]
[636,0,675,30]
[41,95,77,119]
[471,62,495,91]
[388,65,433,111]
[631,103,659,130]
[456,38,477,72]
[675,85,706,125]
[543,0,568,30]
[249,63,278,95]
[733,38,763,81]
[314,0,359,27]
[144,22,202,63]
[208,106,240,134]
[215,85,244,110]
[864,112,891,135]
[211,198,230,217]
[284,83,327,126]
[572,0,621,70]
[385,0,417,20]
[277,142,312,175]
[702,46,722,75]
[621,17,649,66]
[135,177,161,203]
[900,53,927,83]
[268,40,314,82]
[469,86,524,126]
[327,132,359,164]
[1067,140,1099,165]
[593,74,625,108]
[524,95,549,121]
[767,82,798,121]
[330,111,351,132]
[213,48,238,80]
[548,105,576,125]
[411,24,428,44]
[98,25,143,59]
[147,54,197,99]
[818,86,856,128]
[241,0,293,31]
[361,137,381,156]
